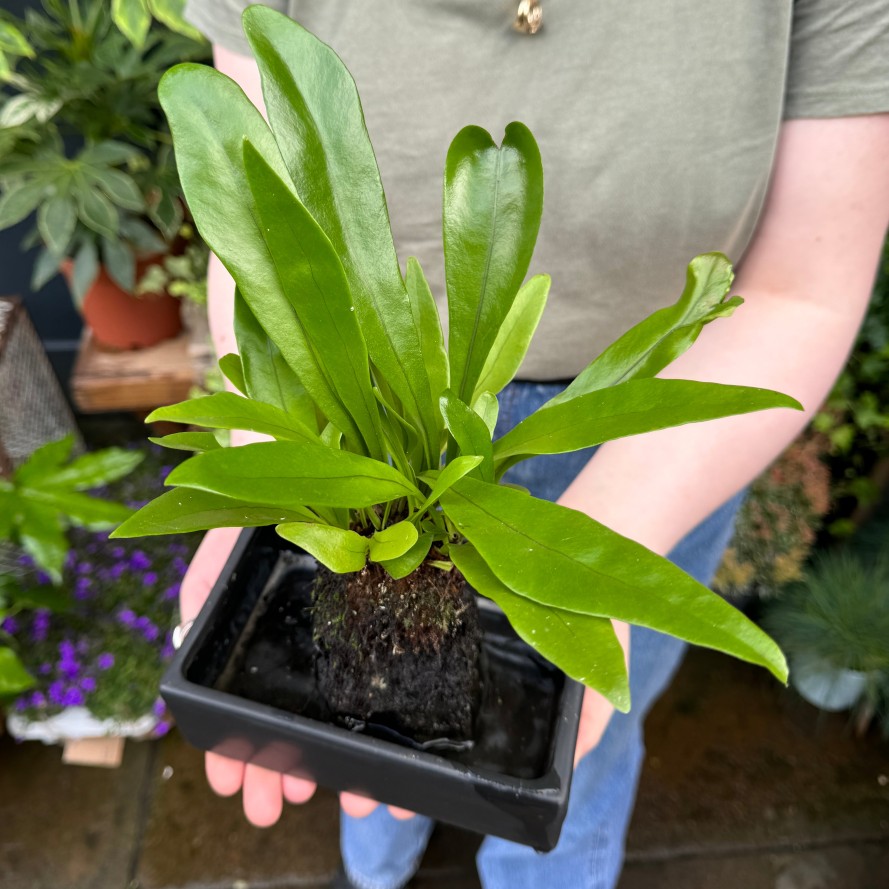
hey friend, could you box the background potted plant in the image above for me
[113,6,796,849]
[0,0,209,350]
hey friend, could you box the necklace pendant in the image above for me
[514,0,543,35]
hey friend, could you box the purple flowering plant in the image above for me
[5,443,198,729]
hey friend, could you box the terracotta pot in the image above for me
[62,257,182,350]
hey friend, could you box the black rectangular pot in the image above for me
[161,526,583,851]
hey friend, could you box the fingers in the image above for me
[242,763,284,828]
[387,805,417,820]
[205,752,245,797]
[339,791,380,818]
[180,526,243,622]
[282,774,317,804]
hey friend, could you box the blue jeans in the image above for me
[340,381,745,889]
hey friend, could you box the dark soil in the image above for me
[312,560,482,743]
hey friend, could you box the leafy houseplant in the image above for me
[0,0,208,349]
[0,436,142,698]
[114,6,796,845]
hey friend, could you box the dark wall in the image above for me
[1,0,84,385]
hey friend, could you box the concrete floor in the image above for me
[2,648,888,889]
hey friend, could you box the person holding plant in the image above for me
[177,2,889,887]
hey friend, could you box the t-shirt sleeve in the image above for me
[184,0,288,56]
[785,0,889,118]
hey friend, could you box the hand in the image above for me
[573,686,616,766]
[181,527,415,825]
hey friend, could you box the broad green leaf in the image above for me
[379,531,434,580]
[472,391,499,437]
[14,436,74,486]
[24,489,133,530]
[76,185,119,239]
[147,392,320,443]
[37,196,77,257]
[416,456,483,513]
[0,22,34,58]
[440,390,493,482]
[242,141,383,459]
[218,353,247,394]
[165,441,422,509]
[112,487,312,537]
[101,237,136,292]
[549,254,740,405]
[148,432,222,453]
[85,167,144,212]
[276,522,367,573]
[112,0,151,47]
[494,379,803,463]
[474,274,550,400]
[70,240,99,307]
[0,181,46,230]
[159,65,354,444]
[444,123,543,402]
[243,7,440,462]
[31,248,62,291]
[405,257,449,404]
[451,544,629,711]
[233,289,319,428]
[38,447,144,491]
[148,0,205,41]
[440,478,788,682]
[0,647,35,695]
[368,520,420,562]
[17,501,67,583]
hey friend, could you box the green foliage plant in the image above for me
[0,435,142,696]
[113,6,797,714]
[0,0,208,306]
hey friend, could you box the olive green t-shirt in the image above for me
[185,0,889,380]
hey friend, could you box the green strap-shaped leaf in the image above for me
[146,392,320,444]
[379,532,434,580]
[112,488,312,538]
[494,379,803,463]
[242,141,383,459]
[0,647,35,695]
[440,391,494,482]
[17,501,68,584]
[0,22,35,58]
[70,240,99,308]
[440,478,788,682]
[416,455,484,513]
[451,544,629,711]
[148,432,222,453]
[233,290,318,429]
[549,254,740,406]
[159,65,357,445]
[276,522,368,573]
[472,392,499,437]
[242,7,440,462]
[444,123,543,402]
[147,0,205,41]
[112,0,151,47]
[217,353,247,395]
[368,520,419,562]
[405,257,449,407]
[23,489,133,530]
[38,448,144,491]
[165,441,421,509]
[473,274,550,401]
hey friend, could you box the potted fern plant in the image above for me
[112,6,796,850]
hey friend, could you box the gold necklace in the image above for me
[514,0,543,35]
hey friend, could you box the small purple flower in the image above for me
[94,531,111,542]
[97,653,115,670]
[152,699,166,718]
[130,551,152,571]
[74,577,92,600]
[109,563,126,580]
[80,677,97,693]
[59,641,76,659]
[153,720,171,737]
[118,609,137,628]
[16,554,34,568]
[163,583,181,601]
[172,557,189,577]
[62,687,84,707]
[13,698,28,711]
[1,616,19,635]
[76,562,93,575]
[48,680,66,705]
[31,610,51,643]
[111,546,126,559]
[60,660,81,680]
[30,691,46,708]
[141,623,160,642]
[161,640,175,659]
[35,571,51,586]
[38,662,52,675]
[65,550,77,568]
[143,571,158,586]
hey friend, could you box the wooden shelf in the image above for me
[71,330,197,414]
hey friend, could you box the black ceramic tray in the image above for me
[161,526,583,851]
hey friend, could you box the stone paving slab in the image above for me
[0,732,153,889]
